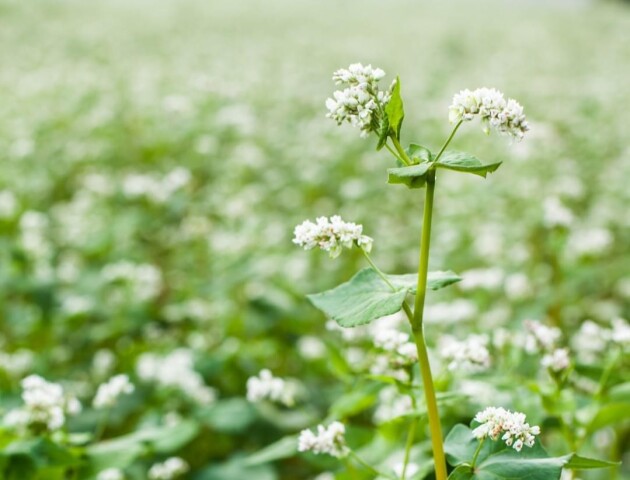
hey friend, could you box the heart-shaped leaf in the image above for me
[436,151,502,178]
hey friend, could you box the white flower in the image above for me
[567,228,613,258]
[97,468,125,480]
[439,335,491,372]
[293,215,372,258]
[298,421,348,458]
[459,268,504,291]
[373,329,409,352]
[93,374,135,409]
[541,348,571,372]
[136,349,216,405]
[571,320,609,362]
[4,375,81,431]
[246,369,296,406]
[543,197,574,228]
[472,406,540,451]
[524,320,562,353]
[148,457,189,480]
[327,63,391,138]
[449,88,529,140]
[373,386,413,424]
[611,318,630,347]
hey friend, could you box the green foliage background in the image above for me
[0,0,628,478]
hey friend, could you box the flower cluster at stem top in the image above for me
[326,63,392,138]
[449,88,529,140]
[293,215,373,258]
[298,421,349,458]
[472,406,541,452]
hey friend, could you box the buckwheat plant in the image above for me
[289,64,616,479]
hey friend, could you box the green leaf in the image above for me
[4,438,79,468]
[329,383,380,418]
[86,420,198,472]
[436,151,502,178]
[198,458,277,480]
[202,398,257,433]
[376,114,390,151]
[588,402,630,431]
[444,425,616,480]
[244,435,298,466]
[387,163,430,189]
[385,76,404,140]
[406,143,432,163]
[564,454,619,470]
[389,270,462,292]
[448,465,474,480]
[307,268,409,328]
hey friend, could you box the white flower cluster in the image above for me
[148,457,189,480]
[93,374,135,409]
[524,320,570,372]
[424,299,477,325]
[246,369,296,406]
[101,261,163,302]
[122,167,191,204]
[4,375,81,431]
[326,63,391,138]
[0,349,34,377]
[439,334,491,372]
[373,386,413,424]
[373,329,418,366]
[472,406,541,452]
[293,215,373,258]
[298,421,348,458]
[449,88,529,140]
[97,468,125,480]
[572,318,630,362]
[136,349,216,405]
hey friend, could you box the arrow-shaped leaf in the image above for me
[436,151,502,178]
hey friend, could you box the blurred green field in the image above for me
[0,0,629,479]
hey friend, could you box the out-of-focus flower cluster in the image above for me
[246,369,297,406]
[298,421,348,458]
[293,215,373,258]
[3,375,81,432]
[148,457,189,480]
[93,374,135,409]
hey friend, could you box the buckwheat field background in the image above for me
[0,0,628,479]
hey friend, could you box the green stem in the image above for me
[409,170,447,480]
[401,371,419,480]
[433,120,463,163]
[385,141,406,165]
[349,451,396,479]
[471,438,485,468]
[390,135,412,166]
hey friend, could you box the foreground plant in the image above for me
[288,64,615,479]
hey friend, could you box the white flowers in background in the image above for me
[0,190,18,219]
[541,348,571,372]
[122,167,191,204]
[101,261,163,302]
[297,335,327,360]
[393,462,420,479]
[524,320,562,353]
[543,197,574,228]
[326,63,391,138]
[611,318,630,347]
[458,268,504,291]
[504,273,534,300]
[298,421,348,458]
[92,349,116,378]
[567,228,613,258]
[439,334,491,372]
[0,349,34,377]
[373,386,413,424]
[93,374,135,409]
[571,320,609,362]
[148,457,189,480]
[472,406,541,452]
[136,349,216,405]
[246,369,297,407]
[293,215,373,258]
[373,329,409,352]
[449,88,529,140]
[424,299,477,325]
[4,375,81,431]
[97,468,125,480]
[163,298,213,324]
